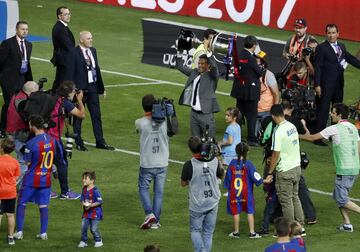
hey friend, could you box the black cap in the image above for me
[294,18,307,27]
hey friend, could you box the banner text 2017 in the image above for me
[81,0,360,42]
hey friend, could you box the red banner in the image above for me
[81,0,360,42]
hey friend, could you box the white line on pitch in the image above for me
[105,82,166,87]
[81,140,360,202]
[31,56,231,96]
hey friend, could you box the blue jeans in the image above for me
[190,205,218,252]
[14,138,27,187]
[138,167,167,221]
[81,218,102,242]
[255,111,270,136]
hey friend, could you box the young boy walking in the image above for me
[78,171,103,248]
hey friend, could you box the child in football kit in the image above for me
[78,171,103,248]
[290,221,306,250]
[14,115,55,241]
[0,139,20,245]
[224,142,263,238]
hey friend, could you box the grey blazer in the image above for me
[177,55,220,114]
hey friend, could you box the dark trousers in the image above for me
[298,174,316,221]
[316,84,343,131]
[262,199,281,230]
[0,85,15,132]
[52,65,66,92]
[236,99,258,142]
[73,84,105,146]
[53,140,69,194]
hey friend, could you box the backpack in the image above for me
[152,98,178,137]
[20,91,58,129]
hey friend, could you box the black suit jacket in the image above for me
[315,40,360,89]
[230,49,262,101]
[0,36,33,91]
[51,21,75,67]
[66,46,105,94]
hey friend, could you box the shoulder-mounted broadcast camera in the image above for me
[200,125,220,161]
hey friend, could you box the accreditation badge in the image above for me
[20,60,28,74]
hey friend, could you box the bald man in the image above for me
[6,81,39,185]
[66,31,114,151]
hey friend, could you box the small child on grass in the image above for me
[78,171,103,248]
[224,142,263,238]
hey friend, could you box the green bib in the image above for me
[333,123,360,175]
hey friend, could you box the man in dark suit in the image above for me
[66,31,114,151]
[314,24,360,144]
[0,21,33,136]
[230,35,262,146]
[177,53,220,138]
[51,6,75,91]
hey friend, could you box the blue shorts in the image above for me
[18,186,51,206]
[333,175,357,207]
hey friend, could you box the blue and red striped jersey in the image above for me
[23,133,55,188]
[265,241,305,252]
[224,159,263,214]
[81,186,103,220]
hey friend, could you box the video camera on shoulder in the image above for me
[200,125,220,161]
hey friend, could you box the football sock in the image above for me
[39,207,49,234]
[16,204,26,232]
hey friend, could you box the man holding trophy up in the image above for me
[176,29,220,139]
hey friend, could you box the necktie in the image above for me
[20,40,25,59]
[335,44,342,61]
[192,78,200,106]
[85,49,92,66]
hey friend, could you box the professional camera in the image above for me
[349,99,360,120]
[301,47,313,57]
[281,82,317,122]
[200,125,220,161]
[37,77,48,90]
[65,132,77,159]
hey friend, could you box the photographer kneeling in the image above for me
[47,81,85,200]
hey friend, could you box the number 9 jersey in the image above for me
[224,159,263,215]
[23,133,55,188]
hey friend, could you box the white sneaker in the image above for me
[140,213,156,229]
[13,231,23,240]
[150,222,162,229]
[338,224,353,232]
[78,241,88,248]
[94,240,103,248]
[36,233,48,240]
[228,232,240,238]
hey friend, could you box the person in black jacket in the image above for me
[314,24,360,145]
[0,21,32,136]
[66,31,114,151]
[51,6,75,91]
[230,35,262,146]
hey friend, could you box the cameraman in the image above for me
[6,81,39,186]
[283,19,314,61]
[135,94,169,230]
[47,80,85,200]
[181,136,224,252]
